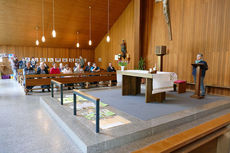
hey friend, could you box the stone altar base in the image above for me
[40,94,230,153]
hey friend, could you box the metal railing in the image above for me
[51,80,64,105]
[73,90,100,133]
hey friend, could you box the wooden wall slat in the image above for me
[0,45,94,68]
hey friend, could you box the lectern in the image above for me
[191,63,204,99]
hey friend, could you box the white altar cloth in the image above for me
[116,70,177,94]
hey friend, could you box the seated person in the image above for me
[90,63,100,85]
[23,62,35,90]
[90,63,100,72]
[107,63,116,72]
[107,63,117,84]
[59,63,64,73]
[30,57,37,68]
[50,63,60,74]
[44,63,49,70]
[63,64,74,90]
[84,62,91,72]
[74,62,80,71]
[74,64,84,73]
[37,64,50,92]
[74,64,84,88]
[19,58,26,69]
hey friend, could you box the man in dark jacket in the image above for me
[37,63,50,92]
[192,53,208,97]
[23,62,35,90]
[84,62,91,72]
[19,58,26,69]
[107,63,116,72]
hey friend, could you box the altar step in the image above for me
[40,96,230,153]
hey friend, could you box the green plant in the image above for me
[138,57,145,70]
[118,60,128,66]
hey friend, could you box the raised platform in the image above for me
[40,88,230,153]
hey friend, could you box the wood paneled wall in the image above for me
[95,0,134,70]
[95,0,230,95]
[141,0,230,95]
[0,46,94,68]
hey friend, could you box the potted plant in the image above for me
[138,57,146,84]
[118,60,128,71]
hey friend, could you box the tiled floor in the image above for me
[0,79,82,153]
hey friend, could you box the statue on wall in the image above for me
[156,0,172,40]
[120,40,127,59]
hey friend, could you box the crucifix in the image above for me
[155,0,172,40]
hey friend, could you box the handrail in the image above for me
[73,89,100,133]
[51,79,64,104]
[50,73,116,104]
[133,113,230,153]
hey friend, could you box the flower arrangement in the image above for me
[118,60,128,67]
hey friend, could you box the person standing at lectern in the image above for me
[192,53,208,97]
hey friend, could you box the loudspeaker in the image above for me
[155,46,166,56]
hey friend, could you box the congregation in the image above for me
[10,56,116,92]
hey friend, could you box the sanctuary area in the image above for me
[0,0,230,153]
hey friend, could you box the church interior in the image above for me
[0,0,230,153]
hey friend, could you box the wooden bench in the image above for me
[24,72,116,95]
[187,82,230,95]
[50,72,116,105]
[133,113,230,153]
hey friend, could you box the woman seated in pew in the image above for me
[37,63,50,92]
[74,64,84,73]
[50,63,60,74]
[63,64,74,90]
[23,62,35,90]
[59,63,64,73]
[74,64,85,88]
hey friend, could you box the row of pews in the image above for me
[17,70,116,94]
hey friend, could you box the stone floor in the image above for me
[1,79,230,153]
[0,79,82,153]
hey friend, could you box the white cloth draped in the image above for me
[152,72,177,94]
[116,70,177,94]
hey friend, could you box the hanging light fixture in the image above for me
[35,26,39,46]
[76,32,80,48]
[106,0,110,42]
[89,6,92,46]
[41,0,45,42]
[52,0,56,38]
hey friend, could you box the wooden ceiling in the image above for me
[0,0,131,48]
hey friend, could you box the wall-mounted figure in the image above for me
[120,40,127,59]
[156,0,172,40]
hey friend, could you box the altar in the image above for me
[117,70,177,103]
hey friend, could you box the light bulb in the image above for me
[89,40,92,46]
[36,40,39,46]
[106,35,110,42]
[42,35,45,42]
[52,29,56,38]
[76,43,80,48]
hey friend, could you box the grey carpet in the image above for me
[85,88,230,120]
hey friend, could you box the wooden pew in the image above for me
[24,72,116,94]
[133,113,230,153]
[50,72,116,104]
